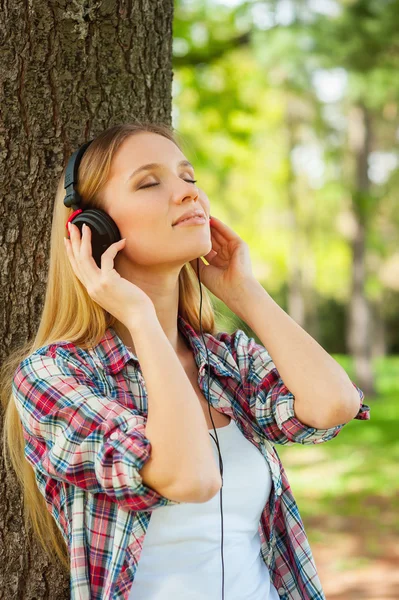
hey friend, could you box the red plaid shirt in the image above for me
[12,314,370,599]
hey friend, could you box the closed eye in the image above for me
[139,179,197,190]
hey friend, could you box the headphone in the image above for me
[64,139,226,599]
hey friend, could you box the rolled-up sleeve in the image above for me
[12,346,181,511]
[218,329,370,446]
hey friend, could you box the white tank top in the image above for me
[129,417,280,600]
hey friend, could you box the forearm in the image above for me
[130,314,222,495]
[231,280,361,429]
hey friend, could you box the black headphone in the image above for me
[64,139,226,599]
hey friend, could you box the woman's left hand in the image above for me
[189,215,256,308]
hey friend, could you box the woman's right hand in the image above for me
[64,222,156,331]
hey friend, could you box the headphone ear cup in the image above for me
[69,209,121,268]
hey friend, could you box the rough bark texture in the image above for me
[0,0,174,597]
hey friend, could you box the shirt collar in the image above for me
[93,313,241,382]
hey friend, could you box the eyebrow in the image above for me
[127,159,194,183]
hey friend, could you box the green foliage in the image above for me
[173,0,399,353]
[173,2,399,571]
[309,0,399,74]
[277,355,399,536]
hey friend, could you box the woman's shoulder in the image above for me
[213,327,268,362]
[15,339,96,381]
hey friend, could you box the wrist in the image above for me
[126,303,158,333]
[228,278,265,320]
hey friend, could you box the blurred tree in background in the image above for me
[172,0,399,397]
[172,2,399,597]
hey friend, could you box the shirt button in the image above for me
[253,435,261,443]
[110,431,118,440]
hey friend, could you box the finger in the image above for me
[64,236,82,281]
[203,249,218,263]
[210,227,226,247]
[80,224,93,257]
[100,237,126,272]
[68,222,82,258]
[209,237,222,255]
[190,249,221,276]
[211,216,241,241]
[80,224,102,274]
[67,223,93,285]
[210,222,229,244]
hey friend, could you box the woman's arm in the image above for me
[132,314,222,502]
[230,280,363,430]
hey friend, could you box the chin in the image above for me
[200,241,213,257]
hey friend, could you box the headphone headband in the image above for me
[63,140,94,209]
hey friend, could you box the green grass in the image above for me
[276,355,399,546]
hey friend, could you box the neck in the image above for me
[113,317,190,358]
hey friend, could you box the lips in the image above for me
[173,215,207,227]
[173,210,206,226]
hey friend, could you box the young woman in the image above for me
[2,121,370,599]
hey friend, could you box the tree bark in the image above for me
[0,0,174,597]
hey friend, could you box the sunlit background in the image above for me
[172,1,399,598]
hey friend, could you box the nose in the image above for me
[173,178,199,202]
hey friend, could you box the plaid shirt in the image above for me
[12,314,370,600]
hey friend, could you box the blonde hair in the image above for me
[0,121,218,572]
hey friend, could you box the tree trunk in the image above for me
[285,99,306,329]
[0,0,174,597]
[370,299,387,359]
[346,103,376,397]
[284,99,319,341]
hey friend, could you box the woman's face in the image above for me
[103,131,212,269]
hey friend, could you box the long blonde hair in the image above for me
[0,121,218,572]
